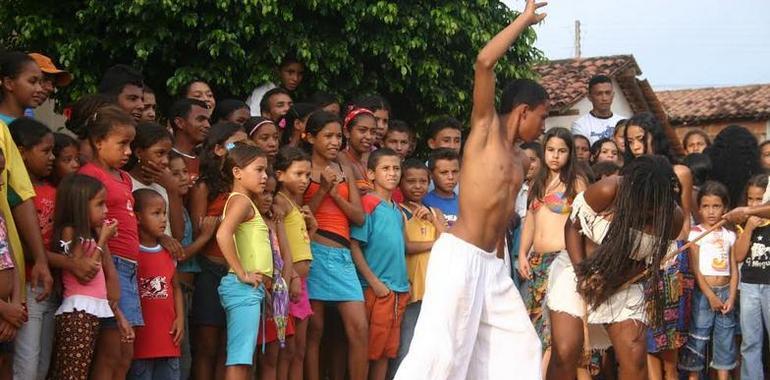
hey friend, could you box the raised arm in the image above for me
[471,0,547,128]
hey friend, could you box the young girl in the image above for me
[274,146,318,380]
[280,103,317,148]
[47,174,121,380]
[679,181,737,379]
[518,127,585,375]
[613,119,627,155]
[129,189,185,380]
[51,132,80,184]
[246,116,280,162]
[351,95,390,147]
[589,137,619,165]
[189,122,247,379]
[78,105,141,379]
[0,147,23,377]
[64,94,112,163]
[128,122,184,240]
[213,99,250,125]
[215,142,271,380]
[0,51,45,123]
[339,107,376,194]
[513,142,543,283]
[733,174,770,380]
[8,117,57,379]
[302,110,368,380]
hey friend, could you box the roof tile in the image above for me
[656,84,770,124]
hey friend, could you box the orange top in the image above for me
[304,181,351,240]
[204,193,228,258]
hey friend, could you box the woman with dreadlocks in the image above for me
[546,155,684,380]
[622,113,694,380]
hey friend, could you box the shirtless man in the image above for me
[394,2,548,379]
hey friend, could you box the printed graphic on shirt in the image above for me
[749,235,770,270]
[139,276,169,299]
[37,196,55,243]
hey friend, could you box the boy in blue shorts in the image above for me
[350,148,410,380]
[423,148,460,226]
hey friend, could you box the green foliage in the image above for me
[1,0,542,135]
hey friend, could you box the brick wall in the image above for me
[673,119,770,145]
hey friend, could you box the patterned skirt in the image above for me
[523,250,561,351]
[646,243,695,353]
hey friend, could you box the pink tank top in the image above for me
[61,238,107,300]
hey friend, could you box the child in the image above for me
[188,122,247,379]
[0,147,23,378]
[246,56,305,115]
[8,117,57,379]
[350,148,410,380]
[591,161,621,181]
[383,120,412,160]
[216,142,272,380]
[589,137,619,164]
[51,132,80,184]
[140,85,157,122]
[390,159,446,377]
[129,189,185,380]
[64,94,112,163]
[426,116,462,153]
[168,98,211,182]
[213,99,250,125]
[280,103,318,148]
[423,148,460,226]
[679,181,737,379]
[47,174,120,380]
[260,88,293,122]
[78,105,142,379]
[246,116,280,161]
[352,95,390,147]
[613,119,628,155]
[733,174,770,380]
[308,92,340,116]
[341,107,377,194]
[572,134,591,162]
[274,146,317,380]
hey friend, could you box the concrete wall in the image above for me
[545,79,634,131]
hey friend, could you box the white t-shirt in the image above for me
[571,111,626,145]
[689,224,735,277]
[130,176,171,236]
[245,82,277,116]
[515,183,529,220]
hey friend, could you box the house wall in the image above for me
[673,119,770,145]
[546,79,634,132]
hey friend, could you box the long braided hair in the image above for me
[574,155,679,328]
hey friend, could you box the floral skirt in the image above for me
[523,250,561,351]
[646,243,695,353]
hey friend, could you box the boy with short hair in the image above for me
[168,98,211,182]
[260,88,293,122]
[350,148,410,380]
[98,64,145,121]
[427,116,462,153]
[383,120,412,160]
[423,148,460,226]
[141,86,157,122]
[246,56,305,115]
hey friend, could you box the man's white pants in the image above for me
[395,233,541,380]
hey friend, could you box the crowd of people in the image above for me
[0,1,769,379]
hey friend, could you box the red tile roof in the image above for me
[533,55,640,112]
[656,84,770,124]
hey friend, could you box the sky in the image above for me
[502,0,770,90]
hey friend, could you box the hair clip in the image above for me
[248,120,274,136]
[278,118,287,129]
[225,142,236,151]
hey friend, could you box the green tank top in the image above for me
[223,192,273,276]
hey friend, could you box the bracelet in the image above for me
[95,246,104,253]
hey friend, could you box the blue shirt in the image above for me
[351,194,409,292]
[423,190,458,226]
[0,114,14,125]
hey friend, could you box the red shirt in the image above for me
[392,188,404,204]
[79,163,139,261]
[134,245,179,359]
[27,182,56,282]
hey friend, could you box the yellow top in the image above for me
[402,205,438,303]
[223,192,273,276]
[278,192,312,263]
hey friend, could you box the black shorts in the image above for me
[189,256,228,327]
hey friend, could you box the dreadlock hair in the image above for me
[198,122,245,201]
[706,125,760,207]
[528,127,582,207]
[574,155,680,329]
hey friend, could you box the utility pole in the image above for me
[574,20,582,59]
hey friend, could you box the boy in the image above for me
[395,1,547,379]
[246,56,305,115]
[98,64,145,121]
[260,88,293,122]
[130,189,184,379]
[388,159,446,378]
[350,148,410,380]
[383,120,412,160]
[141,86,157,122]
[168,98,211,182]
[423,148,460,227]
[427,116,462,153]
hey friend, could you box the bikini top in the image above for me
[531,191,572,215]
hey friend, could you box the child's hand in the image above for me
[0,320,16,342]
[116,312,135,344]
[301,206,318,232]
[289,277,301,303]
[271,203,286,223]
[237,272,264,288]
[517,254,532,281]
[722,297,735,314]
[0,301,27,328]
[746,216,763,231]
[707,294,724,311]
[99,219,119,241]
[71,254,101,284]
[411,204,432,221]
[198,216,220,240]
[320,166,339,192]
[170,317,184,346]
[159,235,185,260]
[372,280,391,298]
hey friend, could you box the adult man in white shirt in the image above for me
[571,75,626,144]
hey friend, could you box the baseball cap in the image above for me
[28,53,72,87]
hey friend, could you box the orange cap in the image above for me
[28,53,72,87]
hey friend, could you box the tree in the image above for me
[1,0,542,136]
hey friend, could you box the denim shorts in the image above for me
[218,273,265,366]
[128,357,180,380]
[113,255,144,327]
[679,285,737,372]
[306,241,363,302]
[189,256,227,327]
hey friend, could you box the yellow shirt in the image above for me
[223,192,273,276]
[402,205,438,303]
[278,193,312,263]
[0,121,35,290]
